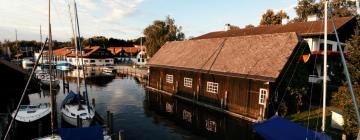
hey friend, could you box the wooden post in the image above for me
[224,91,228,109]
[118,130,125,140]
[92,98,95,107]
[38,121,43,137]
[77,115,81,128]
[107,110,110,128]
[110,112,113,134]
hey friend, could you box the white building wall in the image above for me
[71,58,114,66]
[304,38,344,52]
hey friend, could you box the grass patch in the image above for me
[285,106,343,139]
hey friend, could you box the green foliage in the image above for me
[245,24,255,28]
[330,0,357,17]
[81,36,107,47]
[295,0,320,21]
[332,16,360,138]
[333,85,360,138]
[294,0,356,22]
[143,16,185,57]
[260,9,289,25]
[277,43,310,116]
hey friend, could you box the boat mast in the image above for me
[48,0,55,137]
[321,0,328,132]
[71,0,81,95]
[40,25,43,48]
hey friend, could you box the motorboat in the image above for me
[101,66,116,76]
[56,61,73,70]
[22,57,35,69]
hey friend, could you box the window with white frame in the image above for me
[182,110,192,123]
[259,88,267,105]
[206,82,219,94]
[184,77,193,88]
[205,119,217,132]
[166,74,173,83]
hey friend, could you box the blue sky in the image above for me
[0,0,298,41]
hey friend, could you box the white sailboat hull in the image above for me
[61,112,92,127]
[12,103,51,122]
[40,79,60,87]
[61,104,94,127]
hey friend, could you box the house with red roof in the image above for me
[147,32,310,121]
[35,46,115,67]
[193,16,357,83]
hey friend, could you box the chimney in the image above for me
[307,15,319,21]
[224,24,231,31]
[281,18,289,25]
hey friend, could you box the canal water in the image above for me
[9,70,261,140]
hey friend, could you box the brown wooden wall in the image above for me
[148,67,270,120]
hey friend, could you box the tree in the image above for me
[295,0,356,22]
[295,0,319,21]
[144,16,185,57]
[81,36,108,47]
[260,9,289,25]
[245,24,255,28]
[332,16,360,138]
[330,0,356,17]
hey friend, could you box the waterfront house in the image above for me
[134,45,148,66]
[193,16,357,83]
[66,46,114,66]
[107,46,140,64]
[147,32,310,121]
[35,46,114,67]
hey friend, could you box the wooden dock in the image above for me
[114,65,148,79]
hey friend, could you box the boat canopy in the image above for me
[252,115,332,140]
[61,91,81,107]
[58,125,103,140]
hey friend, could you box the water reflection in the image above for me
[10,68,260,140]
[145,90,262,140]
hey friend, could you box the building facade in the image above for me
[194,16,356,84]
[147,32,309,121]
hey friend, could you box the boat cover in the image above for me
[252,115,332,140]
[58,125,103,140]
[61,91,81,107]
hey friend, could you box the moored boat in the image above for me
[56,62,73,70]
[61,91,95,127]
[22,57,35,69]
[11,103,51,122]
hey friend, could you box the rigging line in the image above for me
[269,38,306,113]
[314,85,324,135]
[305,51,319,139]
[272,21,315,96]
[206,38,227,102]
[199,38,227,71]
[51,0,72,37]
[269,21,316,113]
[276,41,307,113]
[74,1,92,113]
[194,38,227,102]
[329,3,360,128]
[3,38,49,140]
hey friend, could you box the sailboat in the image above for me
[36,71,60,87]
[61,0,95,127]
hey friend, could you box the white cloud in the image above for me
[0,0,144,41]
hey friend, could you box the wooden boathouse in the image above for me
[146,32,310,122]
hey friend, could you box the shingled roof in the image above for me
[148,32,300,81]
[193,16,354,40]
